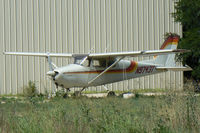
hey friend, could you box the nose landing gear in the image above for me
[55,83,58,89]
[61,85,70,98]
[63,91,69,98]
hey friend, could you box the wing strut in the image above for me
[88,56,124,85]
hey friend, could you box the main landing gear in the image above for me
[63,88,70,98]
[73,87,86,97]
[61,86,116,98]
[107,91,116,97]
[59,84,70,98]
[103,85,116,97]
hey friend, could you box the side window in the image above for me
[92,59,116,68]
[107,59,116,67]
[93,60,101,67]
[92,59,106,67]
[99,60,106,67]
[107,60,114,66]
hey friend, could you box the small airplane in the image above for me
[4,34,192,95]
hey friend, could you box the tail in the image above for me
[153,34,179,67]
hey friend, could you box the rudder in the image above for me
[154,34,180,67]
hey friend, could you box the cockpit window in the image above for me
[74,59,82,64]
[81,59,90,67]
[73,57,90,67]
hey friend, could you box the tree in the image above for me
[173,0,200,80]
[173,0,200,31]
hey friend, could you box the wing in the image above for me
[3,52,73,58]
[88,49,189,59]
[4,49,188,58]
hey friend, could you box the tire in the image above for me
[63,93,68,98]
[107,91,116,97]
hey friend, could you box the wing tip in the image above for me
[3,51,8,55]
[173,49,191,53]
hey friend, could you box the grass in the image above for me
[81,88,168,95]
[0,91,200,133]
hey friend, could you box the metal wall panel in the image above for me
[0,0,182,95]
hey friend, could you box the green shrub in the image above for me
[23,81,38,97]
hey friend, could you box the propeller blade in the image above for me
[46,71,59,80]
[46,71,56,76]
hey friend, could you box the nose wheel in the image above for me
[62,88,70,98]
[62,85,70,98]
[63,92,68,98]
[54,83,70,98]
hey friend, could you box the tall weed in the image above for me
[0,91,199,133]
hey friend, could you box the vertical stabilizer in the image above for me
[154,34,180,67]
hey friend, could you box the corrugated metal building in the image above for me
[0,0,182,95]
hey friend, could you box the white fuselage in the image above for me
[53,60,162,88]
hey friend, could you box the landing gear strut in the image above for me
[55,83,58,89]
[103,85,116,97]
[63,87,70,98]
[73,87,86,97]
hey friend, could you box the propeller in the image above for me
[46,70,59,81]
[46,70,60,89]
[46,71,56,76]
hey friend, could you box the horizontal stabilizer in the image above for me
[156,66,192,71]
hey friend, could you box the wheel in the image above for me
[107,91,116,97]
[63,93,68,98]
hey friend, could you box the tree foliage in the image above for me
[173,0,200,31]
[173,0,200,79]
